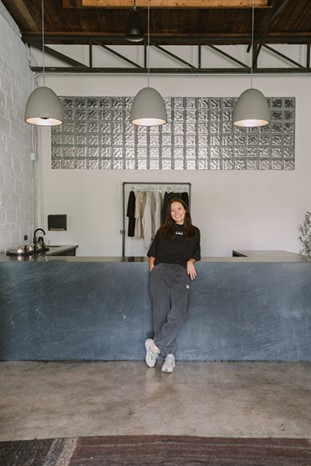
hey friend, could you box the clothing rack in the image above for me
[122,182,191,257]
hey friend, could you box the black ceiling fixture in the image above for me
[125,0,144,42]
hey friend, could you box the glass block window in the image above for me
[51,96,295,170]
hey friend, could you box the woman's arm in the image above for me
[187,258,197,280]
[149,256,155,272]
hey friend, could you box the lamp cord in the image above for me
[147,0,150,87]
[251,0,254,88]
[42,0,45,85]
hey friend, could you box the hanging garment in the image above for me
[134,191,147,238]
[181,191,189,209]
[154,190,162,231]
[126,190,136,237]
[142,191,155,248]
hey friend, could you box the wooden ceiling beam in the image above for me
[79,0,269,9]
[3,0,38,30]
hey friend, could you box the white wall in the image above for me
[0,3,34,251]
[38,73,311,257]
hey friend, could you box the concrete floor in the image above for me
[0,361,310,441]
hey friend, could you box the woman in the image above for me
[145,198,201,373]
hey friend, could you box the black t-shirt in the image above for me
[147,224,201,268]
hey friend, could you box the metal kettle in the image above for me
[33,228,46,250]
[17,245,28,254]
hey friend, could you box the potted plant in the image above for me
[299,211,311,257]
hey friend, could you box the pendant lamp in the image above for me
[130,0,167,126]
[25,0,63,126]
[125,0,144,42]
[233,1,270,128]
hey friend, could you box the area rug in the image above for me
[0,436,310,466]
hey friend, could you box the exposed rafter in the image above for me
[30,40,311,74]
[78,0,270,8]
[3,0,311,74]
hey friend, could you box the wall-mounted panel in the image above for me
[51,96,295,170]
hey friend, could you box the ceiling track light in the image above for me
[233,0,270,128]
[130,0,167,127]
[25,0,63,126]
[125,0,144,42]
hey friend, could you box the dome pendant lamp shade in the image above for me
[125,8,144,42]
[25,86,64,126]
[130,87,167,126]
[24,0,63,126]
[130,0,167,127]
[233,1,270,128]
[233,88,271,127]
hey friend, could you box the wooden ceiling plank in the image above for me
[63,0,84,7]
[80,0,269,9]
[3,0,39,30]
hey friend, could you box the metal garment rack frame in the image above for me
[122,182,191,257]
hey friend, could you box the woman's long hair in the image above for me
[160,198,196,239]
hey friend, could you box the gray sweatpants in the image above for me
[149,263,191,357]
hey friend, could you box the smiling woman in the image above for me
[145,197,201,373]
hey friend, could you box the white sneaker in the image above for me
[161,354,176,373]
[145,339,160,368]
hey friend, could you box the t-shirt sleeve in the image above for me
[191,228,201,261]
[147,230,159,257]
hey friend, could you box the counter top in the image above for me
[45,245,79,256]
[0,245,78,261]
[231,250,310,262]
[0,248,310,263]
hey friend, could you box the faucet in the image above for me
[33,228,46,245]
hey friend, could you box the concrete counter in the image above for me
[0,251,310,361]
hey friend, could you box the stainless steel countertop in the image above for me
[0,245,78,262]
